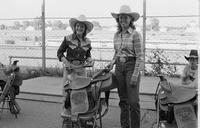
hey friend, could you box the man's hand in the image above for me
[182,76,191,85]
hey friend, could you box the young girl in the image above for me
[57,14,93,122]
[108,5,143,128]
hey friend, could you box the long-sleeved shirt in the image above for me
[57,34,92,62]
[113,27,144,76]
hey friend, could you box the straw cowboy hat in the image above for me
[69,14,94,34]
[111,5,140,22]
[185,50,198,61]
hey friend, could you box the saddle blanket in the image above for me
[174,103,197,128]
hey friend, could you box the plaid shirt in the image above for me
[113,27,144,76]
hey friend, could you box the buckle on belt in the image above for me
[71,60,83,65]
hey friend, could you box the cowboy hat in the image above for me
[184,49,198,61]
[111,5,140,22]
[69,14,93,34]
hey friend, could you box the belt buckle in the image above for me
[119,57,126,63]
[72,60,81,65]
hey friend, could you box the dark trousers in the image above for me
[115,60,141,128]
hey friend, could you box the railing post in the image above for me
[9,56,12,65]
[41,0,46,71]
[142,0,147,75]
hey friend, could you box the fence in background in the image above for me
[0,15,199,74]
[4,44,192,75]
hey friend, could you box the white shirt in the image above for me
[181,64,198,88]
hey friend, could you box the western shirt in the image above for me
[113,28,144,76]
[57,34,92,62]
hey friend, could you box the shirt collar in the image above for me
[117,27,134,35]
[72,33,87,41]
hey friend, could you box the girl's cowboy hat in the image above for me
[111,5,140,22]
[69,14,94,34]
[185,49,198,61]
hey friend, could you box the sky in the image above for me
[0,0,199,18]
[0,0,199,27]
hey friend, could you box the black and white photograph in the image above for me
[0,0,199,128]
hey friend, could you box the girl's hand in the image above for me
[64,62,71,69]
[86,57,92,63]
[62,57,70,68]
[106,62,114,71]
[130,72,139,87]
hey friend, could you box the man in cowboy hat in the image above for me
[182,49,198,88]
[108,5,143,128]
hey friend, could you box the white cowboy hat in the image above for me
[111,5,140,22]
[69,14,94,34]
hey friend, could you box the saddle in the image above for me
[69,72,112,90]
[68,70,113,121]
[157,77,197,127]
[69,76,91,90]
[159,81,197,105]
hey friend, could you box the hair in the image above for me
[115,17,136,32]
[72,22,87,40]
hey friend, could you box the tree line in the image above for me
[0,17,102,31]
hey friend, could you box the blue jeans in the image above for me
[115,59,140,128]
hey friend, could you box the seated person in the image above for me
[181,50,198,89]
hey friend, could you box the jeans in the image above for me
[115,59,141,128]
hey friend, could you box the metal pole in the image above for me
[42,0,46,71]
[199,0,200,29]
[143,0,146,73]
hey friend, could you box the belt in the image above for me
[70,60,84,65]
[118,57,135,63]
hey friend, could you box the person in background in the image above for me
[181,49,198,89]
[108,5,144,128]
[57,14,93,113]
